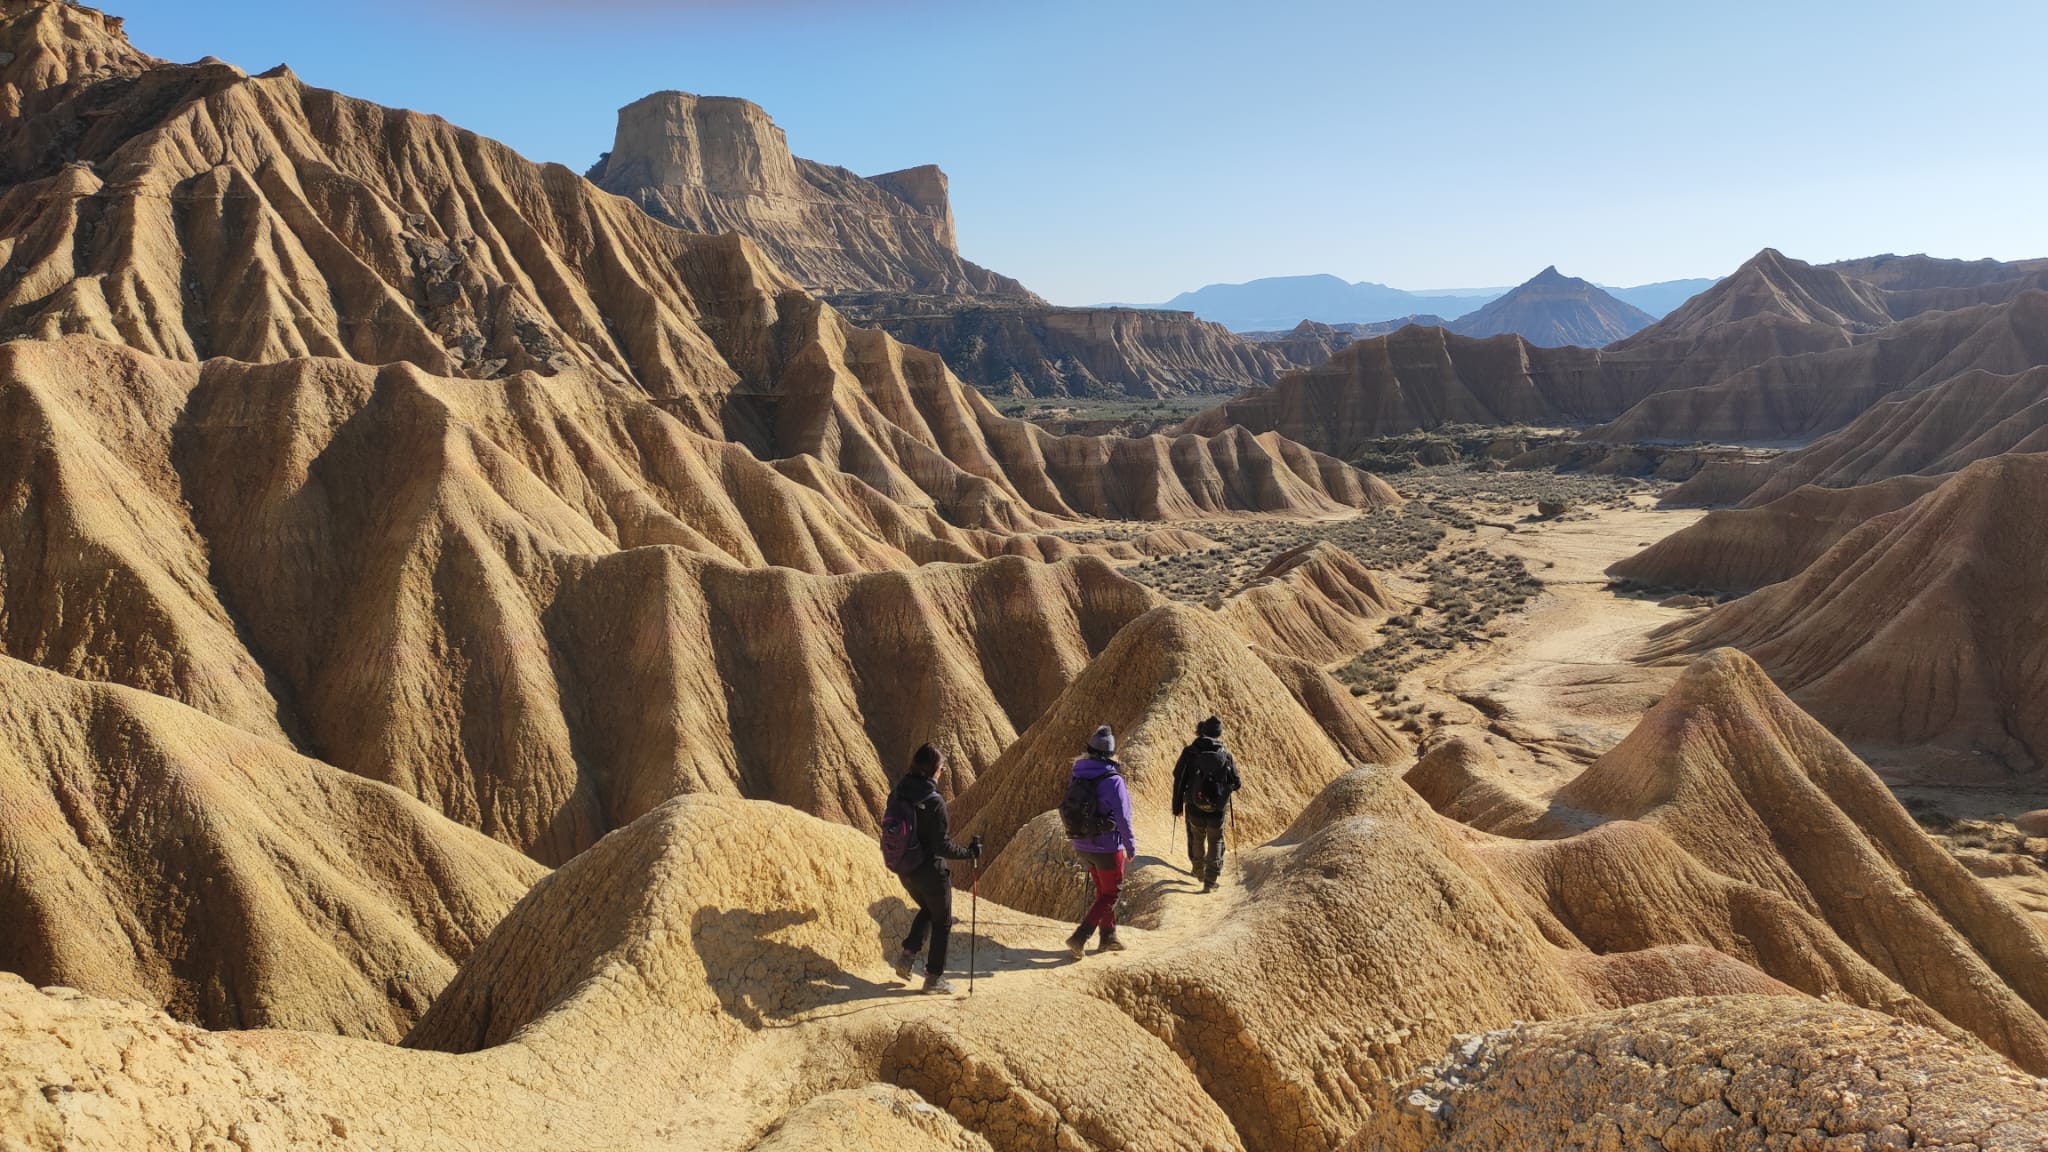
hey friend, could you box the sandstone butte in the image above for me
[586,90,1032,302]
[1179,248,2048,457]
[2,4,2048,1151]
[587,89,1291,399]
[0,0,1379,1031]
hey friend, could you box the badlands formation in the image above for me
[587,88,1290,399]
[1187,248,2048,457]
[587,91,1031,302]
[1641,453,2048,773]
[3,4,2048,1152]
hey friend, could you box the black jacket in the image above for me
[1172,736,1242,819]
[891,771,975,874]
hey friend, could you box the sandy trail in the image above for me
[701,843,1240,1145]
[1392,495,2048,939]
[737,499,1717,1033]
[697,490,2048,1147]
[1404,500,1706,788]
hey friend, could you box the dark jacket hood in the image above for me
[893,771,940,804]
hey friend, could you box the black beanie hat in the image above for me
[912,743,943,773]
[1197,715,1222,738]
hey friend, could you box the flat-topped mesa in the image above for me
[595,91,804,201]
[589,89,1034,302]
[586,88,1286,397]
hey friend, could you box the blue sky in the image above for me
[112,0,2048,304]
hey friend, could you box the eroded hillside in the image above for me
[1184,249,2048,457]
[4,4,2048,1152]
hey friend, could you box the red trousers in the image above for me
[1080,849,1126,934]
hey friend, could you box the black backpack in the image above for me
[879,793,925,874]
[1188,749,1230,815]
[1058,767,1119,839]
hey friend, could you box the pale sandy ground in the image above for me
[686,496,1716,1126]
[658,836,1266,1148]
[1396,498,1707,794]
[1367,493,2048,932]
[568,489,2048,1124]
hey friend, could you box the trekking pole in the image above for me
[969,855,980,996]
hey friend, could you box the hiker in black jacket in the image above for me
[1171,715,1242,893]
[888,743,980,994]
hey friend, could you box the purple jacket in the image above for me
[1067,756,1136,858]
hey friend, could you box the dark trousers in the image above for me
[899,865,953,977]
[1186,812,1225,882]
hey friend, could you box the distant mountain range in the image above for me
[1240,268,1701,364]
[1603,278,1719,318]
[1125,273,1717,333]
[1184,248,2048,458]
[1121,275,1500,332]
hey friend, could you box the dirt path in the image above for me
[1402,499,1706,789]
[709,494,1717,1142]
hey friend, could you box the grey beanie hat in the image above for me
[1197,715,1222,738]
[1087,724,1116,755]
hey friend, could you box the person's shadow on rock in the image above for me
[1125,854,1201,917]
[689,906,901,1029]
[869,896,916,957]
[868,898,1074,981]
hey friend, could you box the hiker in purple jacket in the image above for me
[1064,725,1136,958]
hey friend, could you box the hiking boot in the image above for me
[1201,878,1217,894]
[1065,927,1091,959]
[1095,934,1128,954]
[921,977,958,996]
[892,949,918,981]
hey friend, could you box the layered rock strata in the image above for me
[1186,250,2048,455]
[1645,456,2048,771]
[588,91,1031,302]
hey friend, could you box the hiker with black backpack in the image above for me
[1172,715,1242,893]
[1060,725,1136,959]
[879,743,982,995]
